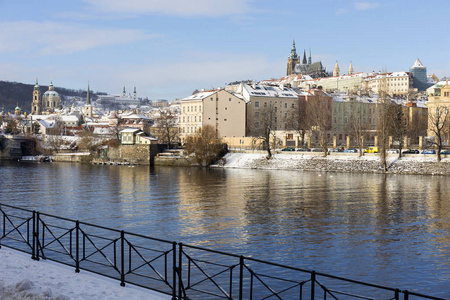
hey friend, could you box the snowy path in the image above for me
[0,247,170,300]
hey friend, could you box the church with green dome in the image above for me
[31,79,62,115]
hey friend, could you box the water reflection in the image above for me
[0,162,448,296]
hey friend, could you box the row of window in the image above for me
[254,101,295,109]
[181,115,201,123]
[182,105,202,113]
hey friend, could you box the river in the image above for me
[0,162,449,297]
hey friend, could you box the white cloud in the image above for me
[0,21,157,56]
[353,2,380,11]
[83,0,249,17]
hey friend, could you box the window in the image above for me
[199,106,201,112]
[183,107,185,113]
[285,103,288,108]
[187,106,189,112]
[264,102,267,108]
[195,106,197,111]
[211,98,213,101]
[255,101,259,107]
[229,98,232,101]
[199,116,201,122]
[255,112,259,118]
[224,119,227,121]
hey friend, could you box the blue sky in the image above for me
[0,0,448,100]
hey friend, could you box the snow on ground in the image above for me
[0,247,169,300]
[216,151,450,174]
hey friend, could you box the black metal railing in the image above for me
[0,203,446,300]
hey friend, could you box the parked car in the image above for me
[402,149,419,154]
[364,147,378,153]
[310,148,324,152]
[387,149,399,154]
[328,148,341,153]
[423,149,436,154]
[296,148,310,152]
[281,147,295,151]
[440,150,450,155]
[343,148,358,153]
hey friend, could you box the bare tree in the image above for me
[376,77,390,172]
[155,111,178,149]
[184,124,225,166]
[406,108,427,144]
[250,104,277,159]
[286,98,308,147]
[307,90,333,156]
[347,96,371,156]
[387,102,407,158]
[428,105,449,162]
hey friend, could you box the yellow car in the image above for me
[364,147,378,153]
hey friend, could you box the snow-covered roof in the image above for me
[120,114,152,120]
[242,83,304,98]
[120,128,141,133]
[180,90,217,101]
[411,58,425,69]
[60,115,79,122]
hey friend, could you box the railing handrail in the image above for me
[0,203,446,300]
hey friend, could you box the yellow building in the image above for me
[179,89,247,143]
[426,81,450,139]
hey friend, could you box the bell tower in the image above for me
[31,78,41,115]
[286,40,300,76]
[333,61,340,77]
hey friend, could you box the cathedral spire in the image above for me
[289,39,298,59]
[348,61,354,75]
[86,82,90,105]
[302,50,307,65]
[308,48,312,65]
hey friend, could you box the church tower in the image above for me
[84,82,93,118]
[333,61,340,77]
[348,62,354,75]
[133,86,137,100]
[308,48,312,65]
[286,40,300,76]
[31,78,41,115]
[122,86,126,97]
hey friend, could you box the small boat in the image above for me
[19,155,51,163]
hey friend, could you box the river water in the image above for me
[0,162,449,297]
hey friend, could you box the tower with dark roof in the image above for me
[286,40,300,76]
[410,58,427,91]
[31,78,41,115]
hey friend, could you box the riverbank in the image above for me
[214,151,450,175]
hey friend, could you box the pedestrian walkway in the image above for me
[0,247,169,300]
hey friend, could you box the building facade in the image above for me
[178,89,247,143]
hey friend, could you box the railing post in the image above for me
[75,221,80,273]
[311,271,316,300]
[403,290,409,300]
[239,255,244,300]
[172,242,177,300]
[35,211,40,261]
[120,230,125,287]
[32,210,36,260]
[178,243,183,300]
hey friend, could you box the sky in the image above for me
[0,0,449,101]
